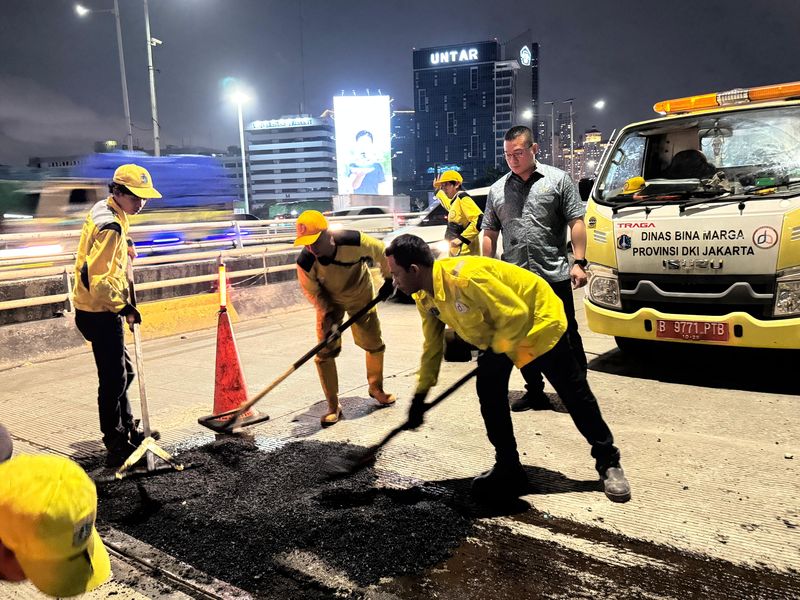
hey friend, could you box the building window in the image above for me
[452,71,457,85]
[447,112,456,135]
[470,67,478,90]
[470,135,478,158]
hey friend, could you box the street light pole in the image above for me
[143,0,160,156]
[77,2,133,151]
[235,96,249,214]
[565,98,575,180]
[543,101,556,167]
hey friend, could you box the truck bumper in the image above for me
[583,299,800,350]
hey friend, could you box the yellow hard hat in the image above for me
[112,164,162,199]
[620,176,645,195]
[433,170,463,189]
[293,210,328,246]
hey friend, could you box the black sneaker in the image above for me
[601,466,631,503]
[471,462,529,500]
[128,419,160,445]
[510,391,552,412]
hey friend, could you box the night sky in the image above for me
[2,0,799,165]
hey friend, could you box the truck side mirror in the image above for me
[578,178,594,202]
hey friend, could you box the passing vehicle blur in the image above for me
[383,187,489,257]
[324,206,395,236]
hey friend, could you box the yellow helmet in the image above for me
[433,170,463,189]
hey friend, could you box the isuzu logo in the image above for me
[662,259,724,270]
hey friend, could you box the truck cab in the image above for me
[582,82,800,351]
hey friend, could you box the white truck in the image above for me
[582,81,800,352]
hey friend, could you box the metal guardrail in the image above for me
[0,211,424,315]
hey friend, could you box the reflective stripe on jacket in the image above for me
[72,198,130,313]
[413,256,567,392]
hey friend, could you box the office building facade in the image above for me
[245,115,336,215]
[412,38,539,190]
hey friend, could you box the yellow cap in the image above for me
[433,170,463,189]
[620,176,646,195]
[293,210,328,246]
[0,455,111,597]
[112,163,162,199]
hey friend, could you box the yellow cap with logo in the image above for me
[112,163,162,199]
[293,210,329,246]
[433,170,463,189]
[0,454,111,597]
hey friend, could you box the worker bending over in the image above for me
[295,210,396,426]
[384,234,631,503]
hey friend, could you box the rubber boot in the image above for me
[317,359,341,426]
[366,352,395,406]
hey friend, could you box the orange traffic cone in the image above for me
[211,308,253,420]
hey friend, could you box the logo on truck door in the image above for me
[752,226,778,249]
[617,234,632,250]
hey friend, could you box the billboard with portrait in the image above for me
[334,96,393,195]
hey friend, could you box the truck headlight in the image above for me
[587,266,621,309]
[774,270,800,316]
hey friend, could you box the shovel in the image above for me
[324,367,478,478]
[197,289,389,433]
[116,266,184,479]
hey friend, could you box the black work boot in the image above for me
[601,466,631,503]
[510,391,552,412]
[471,462,529,500]
[127,419,160,446]
[105,437,137,469]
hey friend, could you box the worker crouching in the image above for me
[294,210,396,426]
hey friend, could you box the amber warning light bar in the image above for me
[653,81,800,115]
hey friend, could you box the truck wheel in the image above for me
[614,337,651,354]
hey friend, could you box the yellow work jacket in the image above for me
[72,197,131,313]
[437,190,483,256]
[296,230,391,314]
[413,256,567,392]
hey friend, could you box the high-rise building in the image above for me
[391,109,416,196]
[244,115,336,215]
[583,127,603,178]
[412,37,539,190]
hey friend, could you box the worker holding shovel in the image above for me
[295,210,396,426]
[384,234,631,503]
[72,164,161,468]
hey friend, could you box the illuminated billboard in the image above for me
[334,96,393,195]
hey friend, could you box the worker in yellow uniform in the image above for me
[433,170,483,256]
[384,234,631,503]
[294,210,396,426]
[72,164,162,468]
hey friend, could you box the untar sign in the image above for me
[430,47,479,65]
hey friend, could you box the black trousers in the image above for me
[476,335,620,475]
[524,278,587,395]
[75,310,135,449]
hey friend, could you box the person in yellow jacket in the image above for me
[72,164,161,468]
[294,210,396,426]
[384,234,630,503]
[433,170,483,257]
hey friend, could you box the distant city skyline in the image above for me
[2,0,799,165]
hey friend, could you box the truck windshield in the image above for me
[596,105,800,203]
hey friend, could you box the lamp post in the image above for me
[564,98,575,181]
[76,2,134,151]
[543,101,557,167]
[143,0,161,156]
[230,89,251,214]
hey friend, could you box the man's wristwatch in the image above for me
[574,258,588,268]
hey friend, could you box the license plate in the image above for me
[656,320,729,342]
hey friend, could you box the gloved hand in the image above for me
[119,304,142,332]
[378,278,395,301]
[322,313,341,342]
[404,391,429,430]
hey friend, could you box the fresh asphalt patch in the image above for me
[90,437,800,599]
